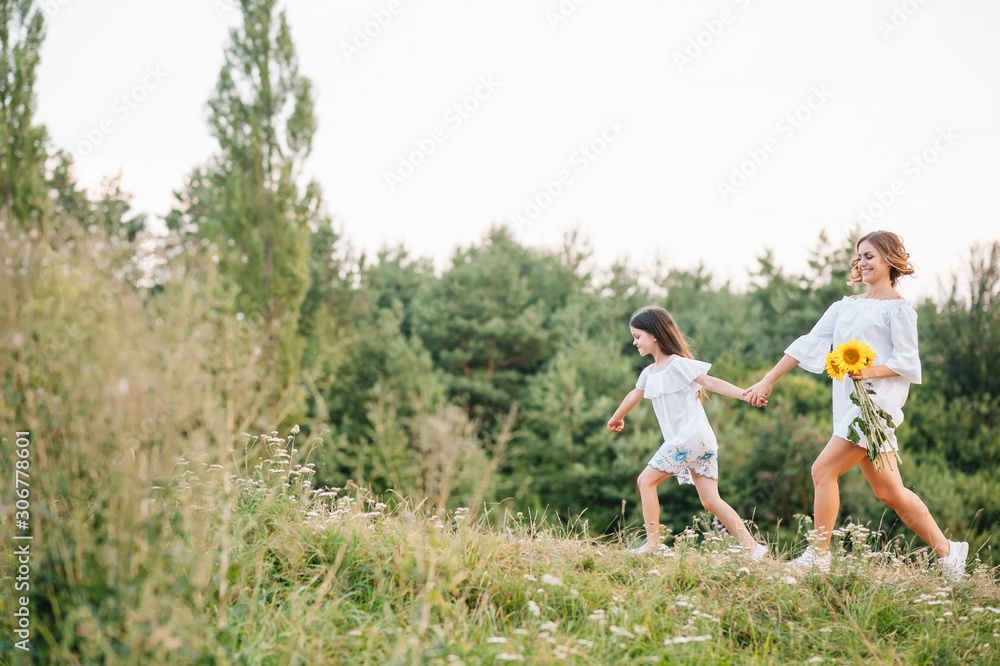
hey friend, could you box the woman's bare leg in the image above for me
[858,455,951,557]
[810,437,867,550]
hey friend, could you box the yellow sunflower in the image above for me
[832,339,876,375]
[825,352,847,380]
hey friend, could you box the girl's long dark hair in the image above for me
[630,305,703,398]
[629,306,695,359]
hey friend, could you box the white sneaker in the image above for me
[628,542,670,555]
[939,540,969,583]
[791,546,830,572]
[749,544,768,561]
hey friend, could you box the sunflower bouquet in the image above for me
[825,339,900,472]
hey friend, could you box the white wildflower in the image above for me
[541,574,563,586]
[664,635,713,646]
[609,625,635,639]
[497,654,524,661]
[526,600,541,617]
[487,637,507,644]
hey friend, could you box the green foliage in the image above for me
[746,231,855,363]
[511,338,644,532]
[0,228,278,663]
[920,242,1000,401]
[0,0,49,229]
[166,0,320,422]
[414,227,584,432]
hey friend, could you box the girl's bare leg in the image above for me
[690,474,757,550]
[858,455,951,557]
[636,466,672,546]
[809,437,867,550]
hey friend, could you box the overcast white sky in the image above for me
[35,0,1000,301]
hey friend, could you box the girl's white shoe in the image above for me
[749,544,768,560]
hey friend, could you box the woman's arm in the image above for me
[743,354,800,406]
[849,365,900,381]
[608,388,644,432]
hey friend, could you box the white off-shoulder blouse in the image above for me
[784,296,922,451]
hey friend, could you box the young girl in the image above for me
[608,305,767,558]
[744,230,969,581]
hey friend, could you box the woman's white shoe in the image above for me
[791,545,830,572]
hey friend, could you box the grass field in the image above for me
[9,428,996,664]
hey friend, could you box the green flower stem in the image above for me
[851,379,901,472]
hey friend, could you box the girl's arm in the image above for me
[608,388,644,432]
[695,374,754,403]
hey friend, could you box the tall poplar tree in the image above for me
[0,0,49,229]
[167,0,320,415]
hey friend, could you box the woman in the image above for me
[744,230,968,581]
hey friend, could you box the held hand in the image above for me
[743,380,772,408]
[607,418,625,433]
[742,391,767,408]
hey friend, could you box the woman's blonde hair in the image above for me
[849,230,915,287]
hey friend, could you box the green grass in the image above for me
[51,432,996,665]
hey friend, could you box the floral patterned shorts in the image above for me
[647,438,719,486]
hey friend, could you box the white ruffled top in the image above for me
[635,357,716,452]
[784,296,922,449]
